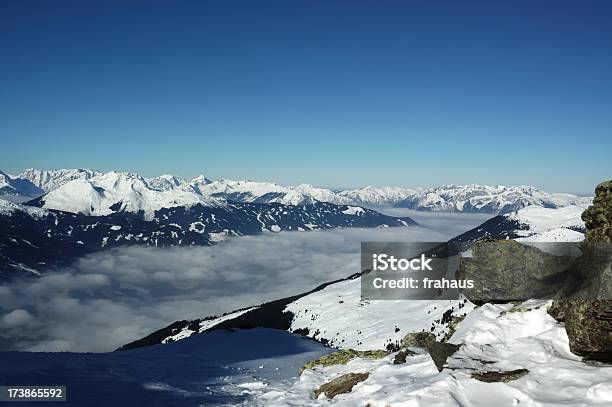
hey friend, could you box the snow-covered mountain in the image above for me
[198,180,353,206]
[1,168,592,214]
[18,168,102,192]
[0,199,416,277]
[446,203,589,248]
[28,171,224,218]
[338,186,417,206]
[395,184,591,214]
[0,170,44,201]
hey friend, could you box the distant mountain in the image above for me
[0,200,416,278]
[17,168,102,192]
[446,203,588,247]
[1,168,592,213]
[27,171,224,218]
[394,184,591,214]
[337,186,417,206]
[0,170,43,201]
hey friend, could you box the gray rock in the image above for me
[393,348,417,364]
[314,372,370,399]
[472,368,529,382]
[564,180,612,362]
[429,342,461,371]
[401,331,436,349]
[460,240,574,304]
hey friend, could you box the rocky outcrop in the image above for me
[459,240,574,304]
[400,331,460,371]
[314,372,370,399]
[401,331,436,349]
[583,181,612,243]
[429,342,461,371]
[563,181,612,362]
[393,348,417,364]
[565,300,612,361]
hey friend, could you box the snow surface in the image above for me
[251,301,612,406]
[509,204,589,235]
[286,278,474,350]
[0,328,333,407]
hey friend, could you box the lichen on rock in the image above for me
[300,349,388,374]
[582,180,612,244]
[564,180,612,362]
[460,240,574,304]
[401,331,436,349]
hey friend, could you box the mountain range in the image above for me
[0,199,415,278]
[0,168,592,215]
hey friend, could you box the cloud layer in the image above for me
[0,213,491,352]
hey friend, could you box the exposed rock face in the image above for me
[472,368,529,382]
[583,181,612,243]
[460,240,574,304]
[564,180,612,362]
[429,342,461,371]
[565,300,612,361]
[401,331,436,349]
[393,348,417,364]
[314,372,370,399]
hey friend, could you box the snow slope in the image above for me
[0,328,333,407]
[253,301,612,406]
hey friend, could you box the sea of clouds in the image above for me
[0,211,492,352]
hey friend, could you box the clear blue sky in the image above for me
[1,1,610,194]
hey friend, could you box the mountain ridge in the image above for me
[1,168,592,215]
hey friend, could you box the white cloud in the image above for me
[1,309,33,327]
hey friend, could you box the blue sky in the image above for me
[1,1,610,193]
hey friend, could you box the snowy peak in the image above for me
[0,170,44,200]
[338,185,417,206]
[30,173,225,218]
[3,168,593,215]
[395,184,591,214]
[17,168,102,192]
